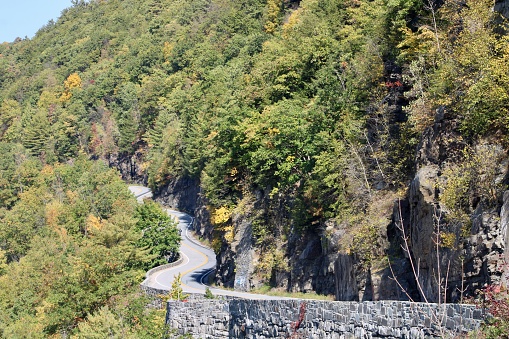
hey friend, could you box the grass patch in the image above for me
[251,285,335,301]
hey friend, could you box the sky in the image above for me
[0,0,72,43]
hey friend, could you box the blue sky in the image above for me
[0,0,72,43]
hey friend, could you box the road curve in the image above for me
[128,185,291,300]
[127,185,153,202]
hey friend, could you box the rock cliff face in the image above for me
[337,112,508,303]
[225,207,256,291]
[149,114,508,303]
[495,0,509,19]
[153,176,200,214]
[501,191,509,286]
[399,111,509,302]
[108,150,147,184]
[150,116,508,301]
[211,191,337,293]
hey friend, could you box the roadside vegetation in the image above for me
[253,285,335,301]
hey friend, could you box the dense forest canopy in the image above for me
[1,0,509,336]
[0,155,179,336]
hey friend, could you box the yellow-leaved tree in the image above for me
[60,73,82,102]
[264,0,282,34]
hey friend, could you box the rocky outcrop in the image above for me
[205,210,260,292]
[153,176,200,214]
[231,212,255,291]
[404,113,509,302]
[193,194,214,239]
[495,0,509,19]
[108,150,147,184]
[210,189,340,295]
[212,197,257,290]
[406,165,454,302]
[501,191,509,287]
[149,108,509,303]
[212,210,255,290]
[415,109,466,167]
[331,202,419,302]
[285,233,336,295]
[215,244,237,289]
[334,254,359,301]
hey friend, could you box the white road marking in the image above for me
[130,186,296,300]
[154,251,190,289]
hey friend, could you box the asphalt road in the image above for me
[128,185,286,300]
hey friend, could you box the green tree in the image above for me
[112,82,141,154]
[22,109,54,161]
[0,249,7,276]
[169,273,188,301]
[0,99,21,140]
[74,306,130,339]
[204,286,214,299]
[135,200,180,268]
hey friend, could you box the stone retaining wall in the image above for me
[141,253,184,288]
[140,254,184,308]
[166,299,484,338]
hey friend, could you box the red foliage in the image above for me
[385,80,403,88]
[480,259,509,322]
[289,302,306,338]
[482,284,509,321]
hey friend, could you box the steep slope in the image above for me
[0,0,508,310]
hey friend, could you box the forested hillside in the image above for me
[1,0,509,336]
[0,155,180,336]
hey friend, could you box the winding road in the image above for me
[128,185,284,300]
